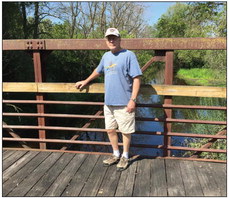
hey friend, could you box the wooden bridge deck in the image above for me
[3,149,226,197]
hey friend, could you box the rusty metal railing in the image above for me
[2,38,227,163]
[3,83,226,163]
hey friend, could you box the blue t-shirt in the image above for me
[96,49,142,106]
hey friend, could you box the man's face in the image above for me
[105,35,121,52]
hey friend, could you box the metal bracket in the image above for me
[152,50,166,62]
[25,40,46,50]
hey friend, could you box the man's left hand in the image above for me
[126,100,136,113]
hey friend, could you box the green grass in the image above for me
[176,68,225,86]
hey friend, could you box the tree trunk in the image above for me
[21,3,28,39]
[33,2,39,39]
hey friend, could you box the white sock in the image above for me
[122,152,129,159]
[113,150,120,157]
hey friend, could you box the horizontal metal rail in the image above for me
[3,100,227,110]
[3,125,107,132]
[3,38,226,50]
[3,125,226,139]
[3,112,227,125]
[166,132,226,139]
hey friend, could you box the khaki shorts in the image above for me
[104,105,135,134]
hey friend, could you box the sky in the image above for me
[143,2,177,25]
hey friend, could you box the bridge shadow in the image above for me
[128,154,146,166]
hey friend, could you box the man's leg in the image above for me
[103,105,120,157]
[122,133,131,158]
[103,129,120,166]
[107,129,119,151]
[116,133,131,171]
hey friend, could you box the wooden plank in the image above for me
[26,152,75,196]
[115,160,137,196]
[79,155,108,196]
[150,159,167,196]
[203,162,226,196]
[3,82,37,92]
[193,161,221,196]
[44,153,87,196]
[3,82,226,98]
[133,159,151,196]
[7,152,63,197]
[38,82,105,93]
[3,150,225,197]
[3,151,51,196]
[97,164,121,196]
[3,150,16,160]
[3,38,226,50]
[165,159,185,196]
[62,154,100,196]
[179,160,204,196]
[141,84,226,98]
[3,150,27,171]
[3,151,39,182]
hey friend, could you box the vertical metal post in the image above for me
[163,50,174,157]
[33,51,46,149]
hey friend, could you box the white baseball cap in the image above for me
[105,28,120,37]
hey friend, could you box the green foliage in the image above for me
[119,30,136,38]
[50,23,71,39]
[154,2,226,84]
[176,68,225,86]
[177,68,214,79]
[3,51,34,82]
[187,2,226,37]
[155,3,189,38]
[46,50,104,82]
[2,2,24,39]
[175,50,206,69]
[203,50,226,81]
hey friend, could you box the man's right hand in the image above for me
[75,69,100,90]
[75,80,87,89]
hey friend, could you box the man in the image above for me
[75,28,142,171]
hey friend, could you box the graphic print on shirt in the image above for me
[105,62,117,76]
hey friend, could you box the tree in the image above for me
[186,2,226,37]
[46,2,147,39]
[155,3,189,38]
[108,2,146,37]
[154,2,226,80]
[155,2,226,38]
[2,2,24,39]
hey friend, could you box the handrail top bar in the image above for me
[3,82,226,98]
[3,37,226,50]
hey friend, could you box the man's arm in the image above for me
[75,69,100,89]
[126,76,141,113]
